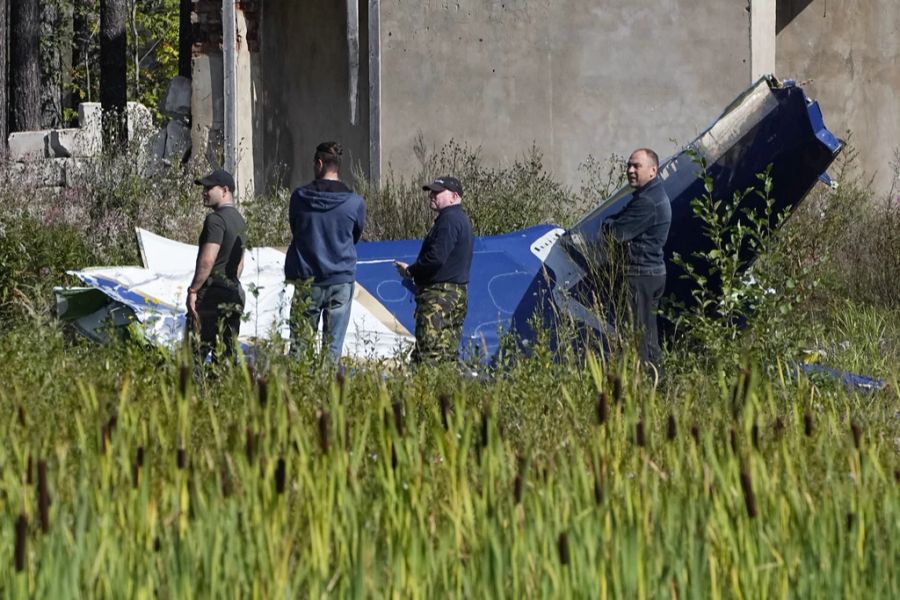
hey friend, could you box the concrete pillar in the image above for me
[750,0,776,82]
[233,6,256,201]
[222,0,237,187]
[368,0,381,184]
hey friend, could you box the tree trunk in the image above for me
[0,0,8,147]
[40,1,73,129]
[179,0,193,78]
[100,0,128,146]
[10,0,41,132]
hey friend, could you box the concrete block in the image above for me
[47,128,102,158]
[164,120,192,162]
[127,102,154,142]
[163,76,192,118]
[3,162,27,178]
[78,103,102,132]
[8,131,49,161]
[151,128,167,160]
[64,158,94,187]
[20,158,68,187]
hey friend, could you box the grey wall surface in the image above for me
[378,0,751,188]
[259,1,370,190]
[776,0,900,194]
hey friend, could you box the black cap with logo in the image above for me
[194,169,235,191]
[422,176,463,197]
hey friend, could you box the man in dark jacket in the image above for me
[603,148,672,372]
[285,142,366,360]
[187,168,246,363]
[395,176,473,365]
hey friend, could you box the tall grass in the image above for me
[0,140,898,596]
[0,326,896,597]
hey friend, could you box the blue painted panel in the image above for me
[355,225,557,359]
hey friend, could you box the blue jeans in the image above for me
[290,281,354,361]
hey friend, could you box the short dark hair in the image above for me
[634,148,659,168]
[314,141,343,172]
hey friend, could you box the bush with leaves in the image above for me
[356,138,581,241]
[666,159,817,372]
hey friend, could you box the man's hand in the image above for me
[394,260,411,279]
[186,290,200,333]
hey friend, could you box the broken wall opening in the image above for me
[259,1,371,191]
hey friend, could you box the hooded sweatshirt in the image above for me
[284,179,366,285]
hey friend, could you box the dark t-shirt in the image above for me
[198,205,247,282]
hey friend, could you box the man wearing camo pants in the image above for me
[394,176,473,365]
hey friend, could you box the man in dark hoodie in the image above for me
[395,176,473,365]
[285,142,366,360]
[603,148,672,373]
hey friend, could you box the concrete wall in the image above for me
[191,52,225,169]
[379,0,751,187]
[776,0,900,194]
[259,2,370,190]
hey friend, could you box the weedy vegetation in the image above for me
[0,142,897,597]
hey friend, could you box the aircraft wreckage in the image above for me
[57,76,845,364]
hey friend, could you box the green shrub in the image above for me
[0,215,97,324]
[357,138,582,241]
[666,160,817,372]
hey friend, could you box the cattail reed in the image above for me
[391,444,398,470]
[132,446,144,489]
[596,392,608,425]
[257,377,268,407]
[846,512,856,532]
[690,424,700,444]
[178,364,190,397]
[176,447,187,470]
[739,468,757,519]
[850,421,862,450]
[609,374,623,404]
[773,416,785,439]
[392,401,405,438]
[751,422,760,450]
[101,422,110,453]
[513,456,526,504]
[729,426,738,454]
[26,455,33,485]
[274,457,286,494]
[635,420,646,447]
[557,532,570,566]
[804,412,814,437]
[15,513,27,572]
[318,410,331,455]
[245,428,256,463]
[439,394,451,430]
[594,470,604,505]
[38,460,49,534]
[17,404,26,427]
[335,370,346,401]
[666,414,677,441]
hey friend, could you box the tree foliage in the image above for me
[55,0,181,126]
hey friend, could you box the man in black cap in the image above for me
[187,168,247,362]
[395,176,473,365]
